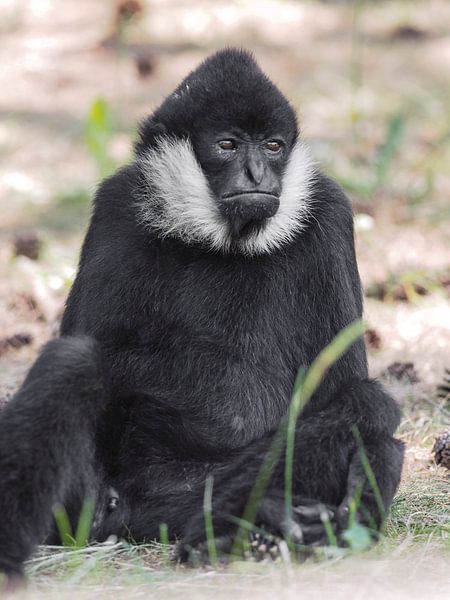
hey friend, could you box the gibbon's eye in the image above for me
[218,139,236,151]
[265,140,282,153]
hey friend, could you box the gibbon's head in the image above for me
[136,48,315,256]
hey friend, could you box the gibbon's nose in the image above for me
[246,156,265,185]
[219,192,280,239]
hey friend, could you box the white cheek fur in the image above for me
[136,136,316,256]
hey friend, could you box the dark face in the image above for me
[193,130,289,239]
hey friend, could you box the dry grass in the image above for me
[11,535,448,600]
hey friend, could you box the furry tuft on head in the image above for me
[136,48,298,151]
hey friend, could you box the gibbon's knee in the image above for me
[5,335,107,423]
[30,335,104,393]
[0,334,107,478]
[326,378,402,438]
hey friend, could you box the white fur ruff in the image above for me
[136,137,316,255]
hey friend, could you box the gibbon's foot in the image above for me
[177,494,340,565]
[256,495,339,547]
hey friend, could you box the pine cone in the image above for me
[13,231,42,260]
[384,362,419,383]
[433,429,450,470]
[365,328,382,350]
[0,333,33,357]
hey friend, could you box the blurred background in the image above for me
[0,0,449,473]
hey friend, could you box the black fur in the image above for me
[0,49,403,577]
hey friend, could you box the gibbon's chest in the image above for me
[120,255,313,449]
[145,252,306,360]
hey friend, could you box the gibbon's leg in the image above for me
[94,460,222,543]
[0,336,106,581]
[178,379,403,561]
[97,412,354,552]
[96,457,340,550]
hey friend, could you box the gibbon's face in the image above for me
[136,50,316,256]
[192,129,286,240]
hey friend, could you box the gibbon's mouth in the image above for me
[219,192,280,239]
[222,190,279,200]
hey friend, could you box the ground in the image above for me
[0,0,448,598]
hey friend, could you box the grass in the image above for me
[20,521,449,599]
[53,497,96,549]
[84,97,121,180]
[203,476,218,566]
[388,478,449,541]
[19,466,448,598]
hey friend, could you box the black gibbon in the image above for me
[0,49,403,580]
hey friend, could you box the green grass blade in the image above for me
[159,522,170,566]
[284,368,306,551]
[374,113,405,189]
[320,505,338,547]
[53,503,75,547]
[232,320,366,556]
[203,475,218,565]
[351,425,387,528]
[347,480,364,529]
[159,522,169,546]
[74,497,96,548]
[294,320,366,416]
[84,97,116,178]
